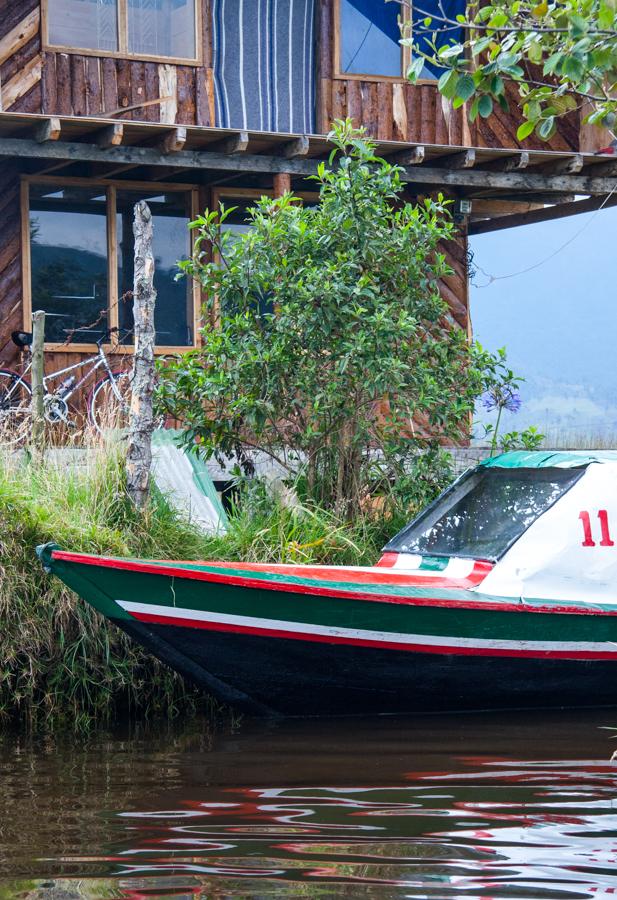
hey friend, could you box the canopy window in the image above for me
[45,0,198,62]
[338,0,465,80]
[385,466,583,561]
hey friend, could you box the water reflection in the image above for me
[1,711,617,898]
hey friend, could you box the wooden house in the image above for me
[0,0,615,392]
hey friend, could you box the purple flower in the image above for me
[505,390,522,413]
[482,386,522,414]
[481,391,498,412]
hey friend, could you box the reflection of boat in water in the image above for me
[3,710,617,898]
[38,451,617,717]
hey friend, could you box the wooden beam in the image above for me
[469,192,617,234]
[434,149,477,169]
[278,136,310,158]
[35,117,61,143]
[538,153,584,175]
[470,199,545,218]
[581,157,617,177]
[2,137,617,194]
[210,131,250,154]
[484,151,530,172]
[1,54,42,110]
[401,164,617,195]
[158,126,187,154]
[390,146,425,165]
[0,8,40,66]
[97,124,124,149]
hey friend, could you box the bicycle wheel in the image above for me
[88,370,132,434]
[0,369,32,446]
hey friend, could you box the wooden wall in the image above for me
[0,0,215,125]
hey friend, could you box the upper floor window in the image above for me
[339,0,404,78]
[45,0,198,62]
[337,0,464,81]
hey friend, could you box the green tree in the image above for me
[157,121,496,518]
[405,0,617,140]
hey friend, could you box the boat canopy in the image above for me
[385,461,584,562]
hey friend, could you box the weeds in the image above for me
[0,435,414,730]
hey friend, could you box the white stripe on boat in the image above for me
[116,601,617,654]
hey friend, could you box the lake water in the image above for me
[2,709,617,898]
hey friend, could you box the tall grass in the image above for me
[0,440,399,729]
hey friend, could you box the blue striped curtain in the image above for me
[212,0,316,134]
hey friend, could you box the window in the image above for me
[337,0,465,81]
[29,185,109,344]
[45,0,198,61]
[116,190,193,346]
[385,466,583,561]
[27,181,197,349]
[339,0,404,77]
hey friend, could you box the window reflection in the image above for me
[117,190,193,346]
[340,0,402,76]
[386,467,583,560]
[30,185,109,343]
[48,0,119,52]
[128,0,196,59]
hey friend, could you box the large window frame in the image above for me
[42,0,203,66]
[22,175,201,355]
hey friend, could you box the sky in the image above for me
[470,204,617,448]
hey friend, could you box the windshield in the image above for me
[384,465,584,561]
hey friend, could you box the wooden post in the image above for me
[126,201,157,509]
[30,309,45,456]
[273,172,292,196]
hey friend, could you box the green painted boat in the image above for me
[38,451,617,716]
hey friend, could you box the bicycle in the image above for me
[0,326,132,443]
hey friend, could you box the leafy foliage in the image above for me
[405,0,617,138]
[158,121,497,518]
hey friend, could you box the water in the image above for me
[2,710,617,898]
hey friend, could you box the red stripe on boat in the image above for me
[127,609,617,660]
[50,551,617,617]
[375,552,398,567]
[187,558,492,588]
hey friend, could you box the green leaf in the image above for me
[532,0,547,15]
[407,55,426,83]
[528,40,542,64]
[455,73,476,101]
[478,95,494,118]
[438,68,459,99]
[516,120,536,140]
[537,116,556,140]
[569,13,589,35]
[423,16,432,26]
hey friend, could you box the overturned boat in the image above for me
[38,451,617,717]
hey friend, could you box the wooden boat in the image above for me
[38,450,617,717]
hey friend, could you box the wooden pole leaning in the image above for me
[126,201,157,509]
[30,309,45,457]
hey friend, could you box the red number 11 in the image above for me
[579,510,615,547]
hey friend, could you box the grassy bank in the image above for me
[0,444,393,728]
